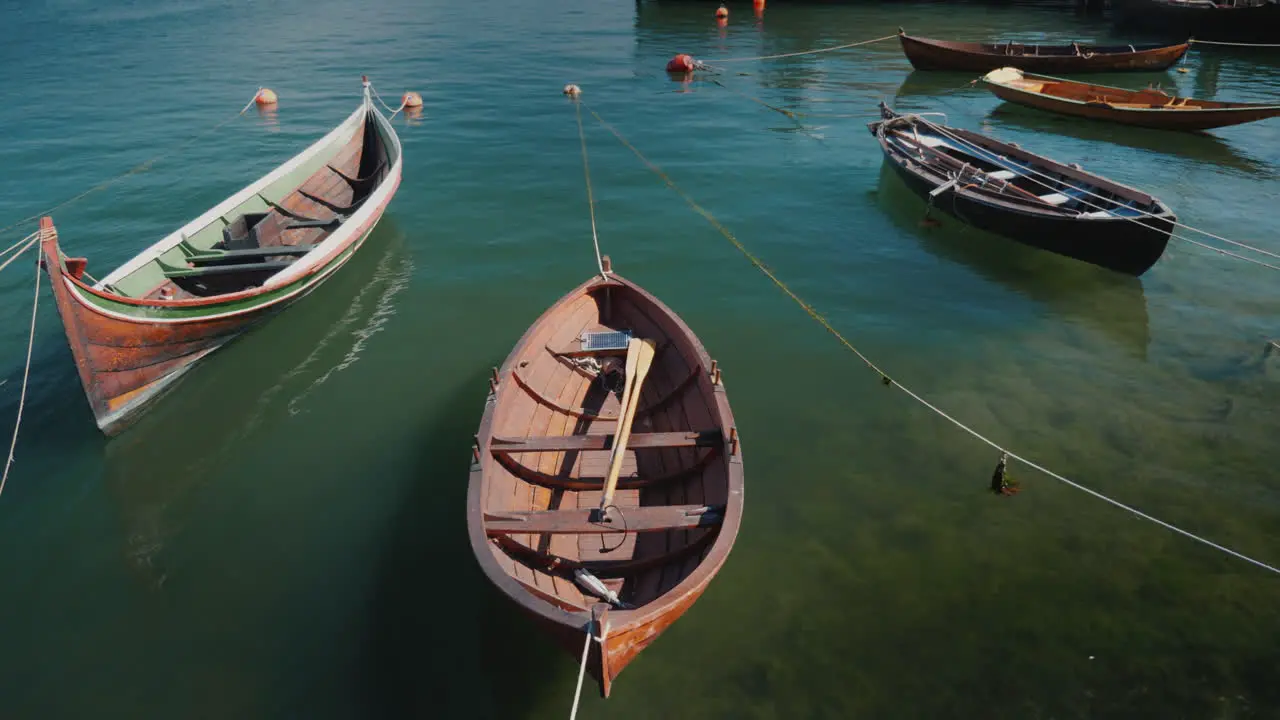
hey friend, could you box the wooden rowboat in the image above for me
[467,258,744,697]
[40,77,402,435]
[980,67,1280,131]
[1112,0,1280,44]
[897,29,1189,73]
[868,103,1176,276]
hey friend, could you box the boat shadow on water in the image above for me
[100,220,413,588]
[874,163,1152,359]
[361,369,563,717]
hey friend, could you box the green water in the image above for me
[2,0,1279,717]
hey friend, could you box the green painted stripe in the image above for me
[72,235,365,320]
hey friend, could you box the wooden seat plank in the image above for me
[491,431,721,454]
[484,504,724,535]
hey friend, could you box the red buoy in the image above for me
[401,91,423,108]
[715,4,729,18]
[254,88,278,106]
[666,54,697,73]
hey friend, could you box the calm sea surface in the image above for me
[2,0,1279,717]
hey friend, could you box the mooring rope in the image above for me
[1191,38,1280,47]
[583,100,1280,576]
[704,32,897,63]
[369,84,409,119]
[907,114,1280,271]
[568,619,596,720]
[572,100,609,278]
[0,89,266,241]
[1,241,41,500]
[0,234,39,275]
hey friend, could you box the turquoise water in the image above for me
[2,0,1280,716]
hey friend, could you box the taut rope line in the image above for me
[1,236,41,499]
[1191,39,1280,48]
[704,33,898,63]
[0,235,39,275]
[568,619,596,720]
[583,101,1280,577]
[0,89,266,240]
[907,114,1280,271]
[573,100,609,278]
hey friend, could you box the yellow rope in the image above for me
[704,33,898,63]
[584,104,891,384]
[0,90,262,240]
[582,101,1280,576]
[573,101,608,277]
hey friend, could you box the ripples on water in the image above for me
[1,0,1279,717]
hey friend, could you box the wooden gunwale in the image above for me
[898,31,1190,72]
[465,271,744,694]
[981,69,1280,130]
[873,112,1168,216]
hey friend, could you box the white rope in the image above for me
[1,247,41,499]
[588,104,1280,577]
[573,101,609,278]
[906,114,1280,270]
[705,33,897,63]
[892,384,1280,574]
[369,84,409,119]
[1191,38,1280,47]
[568,620,594,720]
[0,234,39,275]
[0,232,38,264]
[0,89,263,240]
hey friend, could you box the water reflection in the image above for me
[874,164,1152,358]
[254,104,280,133]
[101,224,411,589]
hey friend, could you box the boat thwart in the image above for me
[868,102,1175,276]
[40,77,403,434]
[467,260,744,697]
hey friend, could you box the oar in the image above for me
[598,337,656,513]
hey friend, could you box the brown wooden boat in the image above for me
[981,67,1280,131]
[467,257,744,698]
[40,78,401,435]
[898,29,1189,73]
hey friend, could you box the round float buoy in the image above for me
[666,54,697,73]
[254,88,278,106]
[1176,67,1189,74]
[715,4,729,18]
[563,84,582,97]
[402,91,423,108]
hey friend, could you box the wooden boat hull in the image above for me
[468,269,744,697]
[881,160,1172,276]
[40,85,402,435]
[982,68,1280,131]
[898,31,1189,73]
[868,104,1175,276]
[39,201,393,434]
[1112,0,1280,43]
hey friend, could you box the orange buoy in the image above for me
[563,84,582,97]
[666,54,697,73]
[402,91,423,108]
[753,0,764,7]
[254,88,278,106]
[715,4,728,18]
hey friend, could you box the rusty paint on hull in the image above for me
[39,207,388,435]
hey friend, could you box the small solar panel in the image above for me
[581,329,632,352]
